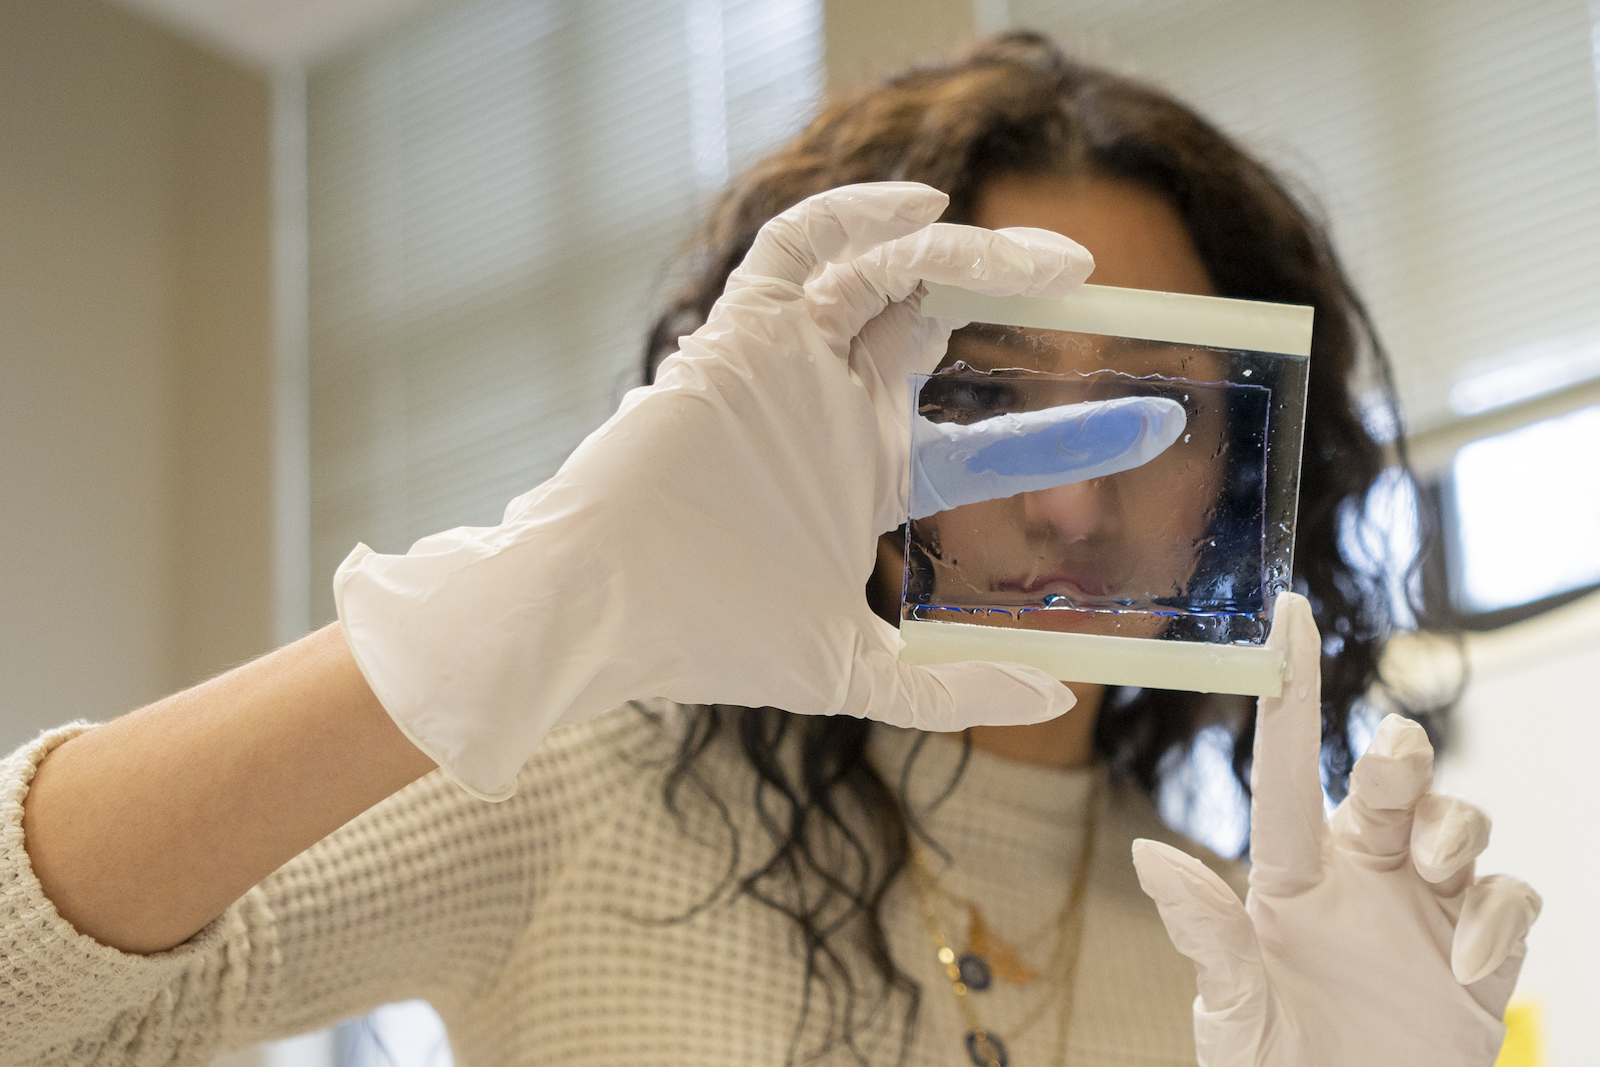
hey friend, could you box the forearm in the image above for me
[20,623,437,954]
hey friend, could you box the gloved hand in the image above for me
[1132,592,1541,1066]
[335,182,1181,801]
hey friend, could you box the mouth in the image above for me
[995,570,1116,601]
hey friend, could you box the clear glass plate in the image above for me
[900,284,1312,696]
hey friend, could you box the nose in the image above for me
[1020,477,1120,545]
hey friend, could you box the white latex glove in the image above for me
[1132,592,1542,1066]
[335,182,1157,801]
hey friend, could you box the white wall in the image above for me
[1431,593,1600,1067]
[822,0,976,93]
[168,44,276,690]
[0,0,274,756]
[1,0,182,746]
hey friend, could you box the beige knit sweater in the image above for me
[1,704,1245,1066]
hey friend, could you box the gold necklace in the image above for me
[908,776,1100,1067]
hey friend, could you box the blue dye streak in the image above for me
[964,406,1146,477]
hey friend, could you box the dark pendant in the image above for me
[964,1030,1008,1067]
[956,952,993,991]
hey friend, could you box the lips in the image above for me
[997,569,1116,600]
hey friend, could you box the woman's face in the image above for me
[912,175,1222,639]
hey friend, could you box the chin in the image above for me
[1015,607,1144,637]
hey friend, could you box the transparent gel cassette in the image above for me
[900,283,1313,697]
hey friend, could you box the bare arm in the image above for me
[20,623,437,955]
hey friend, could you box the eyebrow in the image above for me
[943,327,1053,372]
[944,326,1208,379]
[1101,335,1181,356]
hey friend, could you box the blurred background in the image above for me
[2,0,1597,1063]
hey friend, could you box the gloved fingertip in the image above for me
[979,663,1078,724]
[1133,839,1240,907]
[1411,794,1491,883]
[1027,251,1095,299]
[1132,836,1186,864]
[1452,930,1510,987]
[820,181,947,225]
[1130,839,1219,908]
[992,226,1095,298]
[905,660,1076,731]
[1524,884,1544,923]
[1452,877,1543,985]
[1130,836,1163,864]
[1265,590,1316,655]
[875,181,951,223]
[1369,713,1433,760]
[1130,838,1182,895]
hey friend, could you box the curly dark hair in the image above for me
[642,30,1448,1064]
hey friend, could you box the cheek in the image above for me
[923,500,1015,581]
[1116,412,1230,575]
[1115,464,1218,549]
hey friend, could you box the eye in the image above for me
[918,377,1021,423]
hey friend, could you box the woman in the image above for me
[5,32,1534,1067]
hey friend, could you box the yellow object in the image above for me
[1495,1001,1543,1067]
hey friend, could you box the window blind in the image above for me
[305,0,821,625]
[1006,0,1600,435]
